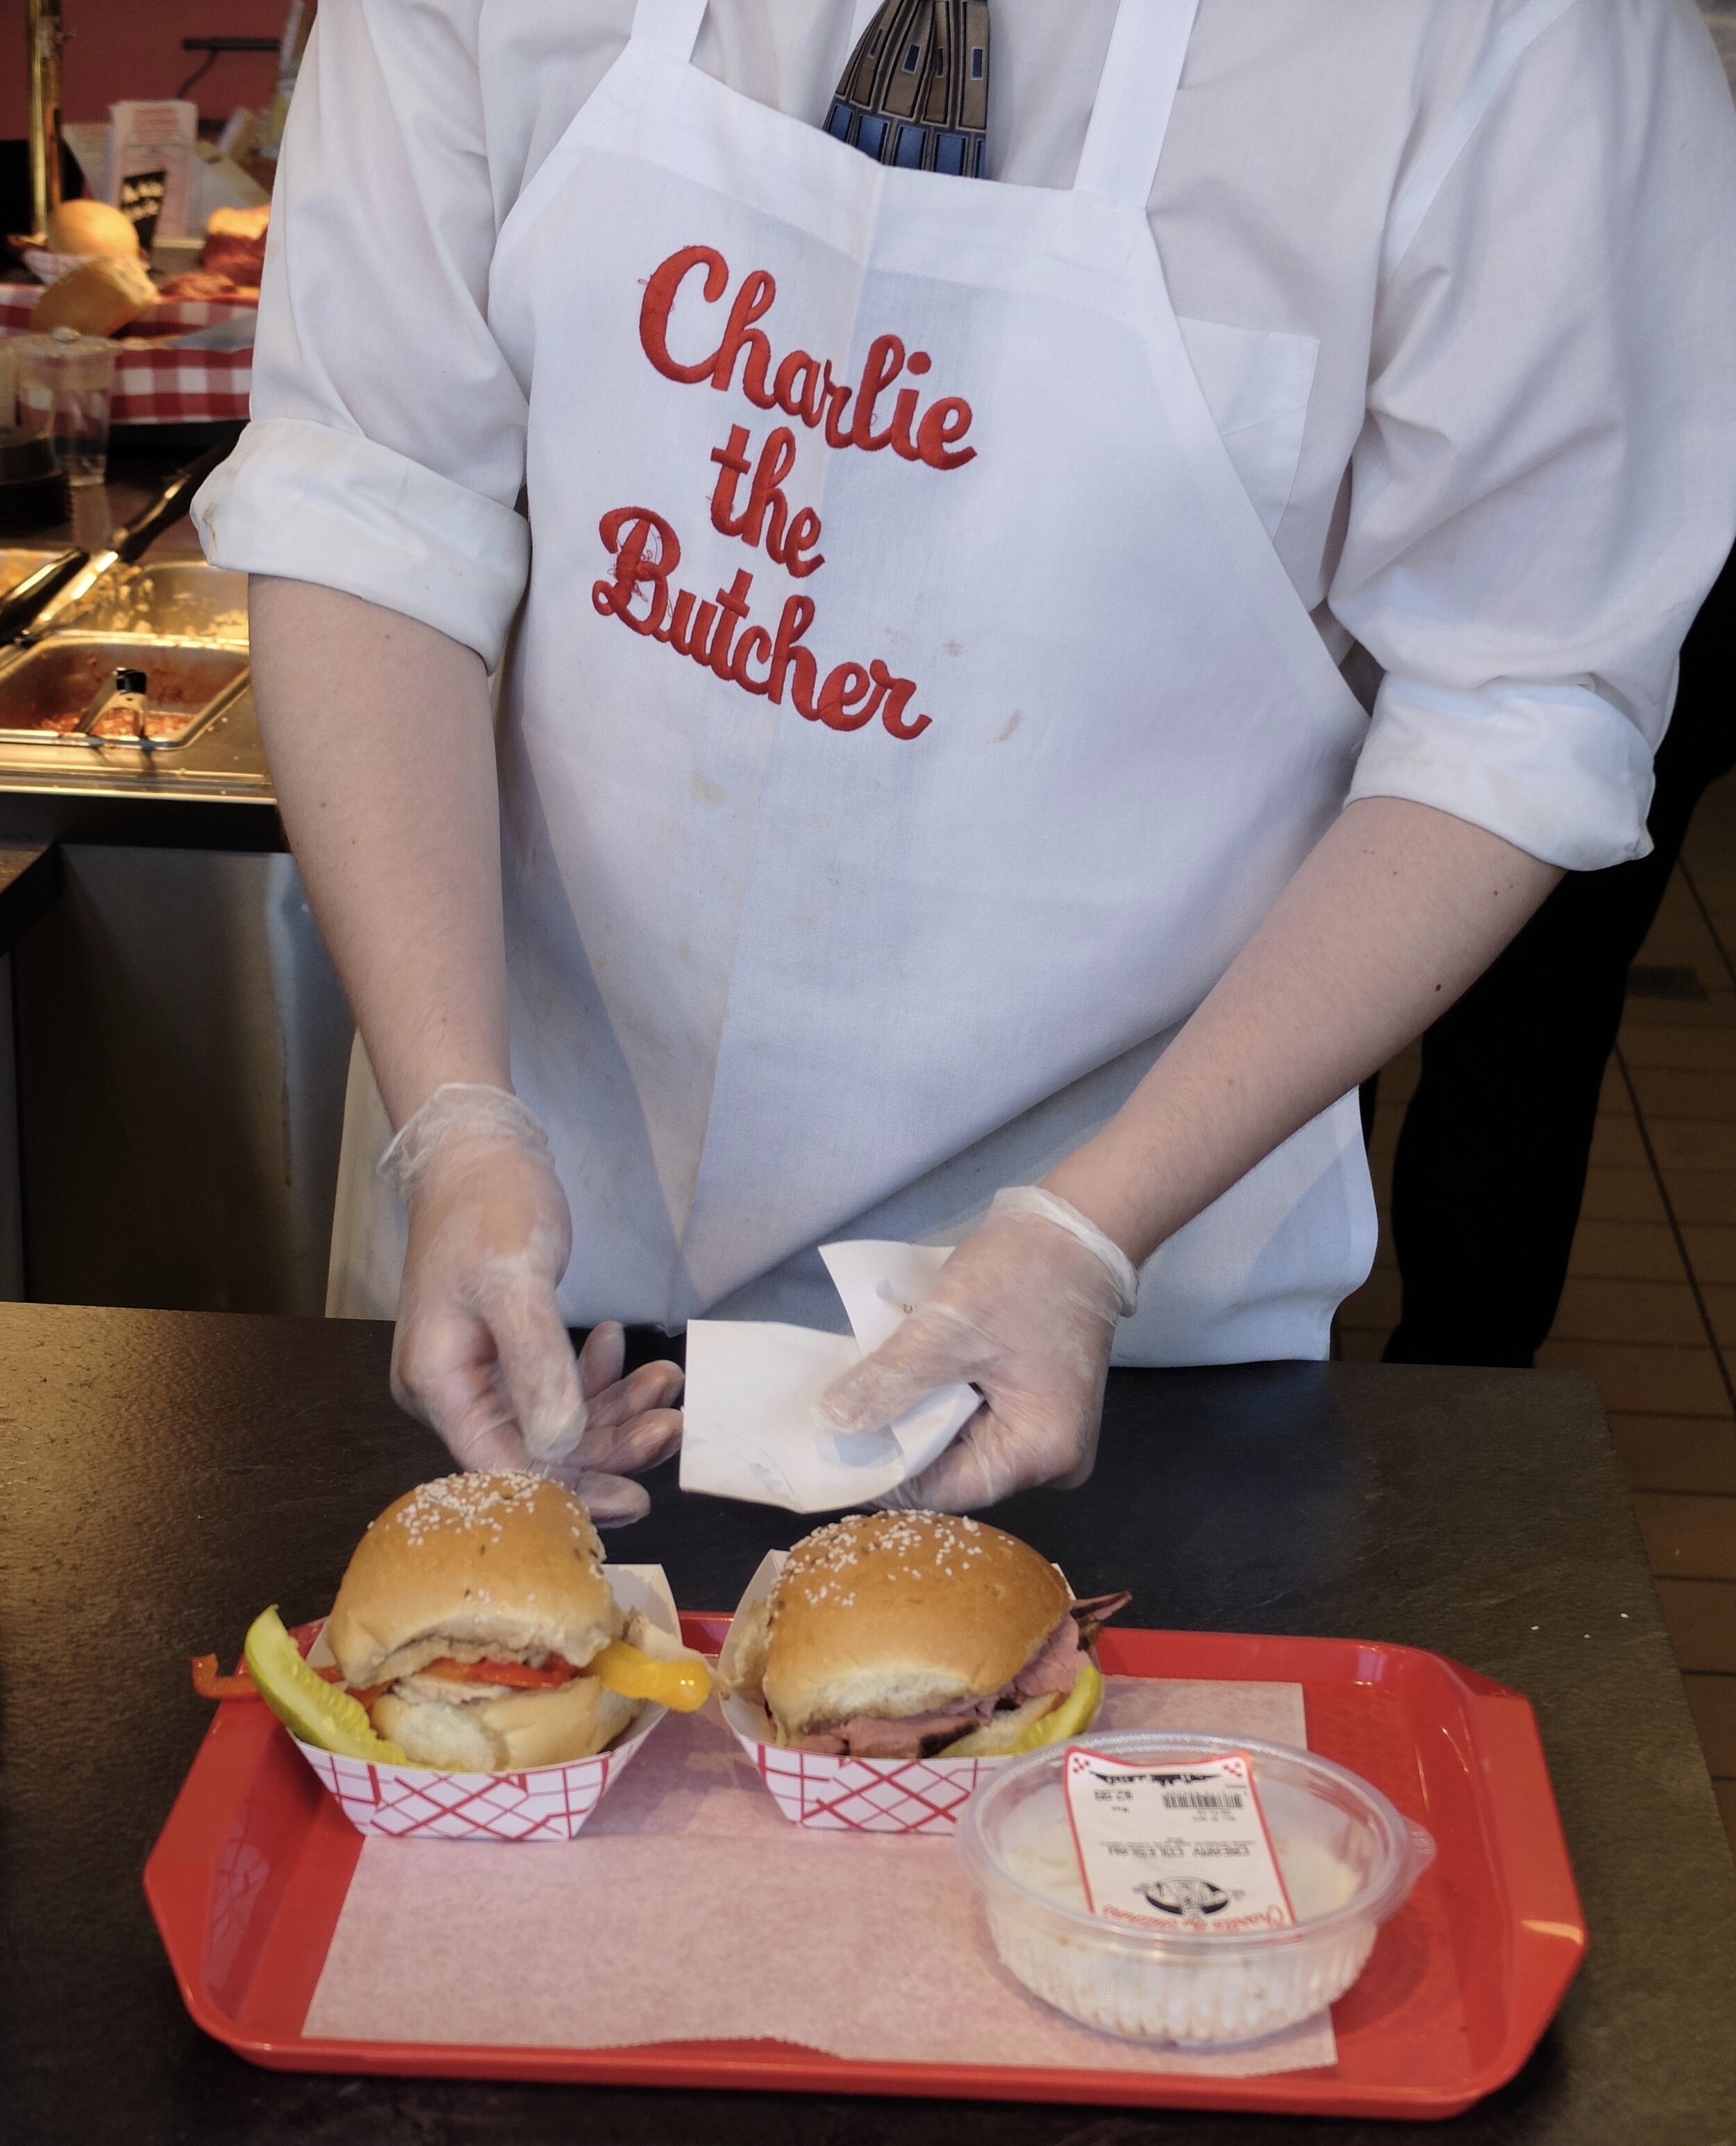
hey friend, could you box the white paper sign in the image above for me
[107,100,198,241]
[678,1240,979,1512]
[1063,1747,1296,1935]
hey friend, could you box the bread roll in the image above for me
[31,254,156,336]
[46,199,141,260]
[205,205,270,243]
[202,206,269,288]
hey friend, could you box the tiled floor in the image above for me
[1337,770,1736,1855]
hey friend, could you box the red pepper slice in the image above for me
[420,1655,578,1690]
[191,1652,344,1700]
[190,1654,258,1702]
[192,1631,570,1705]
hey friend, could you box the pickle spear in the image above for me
[243,1605,407,1763]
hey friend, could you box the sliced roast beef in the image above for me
[1010,1592,1133,1698]
[1068,1591,1133,1646]
[796,1697,1000,1758]
[1010,1613,1085,1699]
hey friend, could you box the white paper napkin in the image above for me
[678,1241,980,1511]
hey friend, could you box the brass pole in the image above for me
[26,0,67,242]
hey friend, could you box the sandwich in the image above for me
[321,1471,706,1770]
[722,1510,1128,1760]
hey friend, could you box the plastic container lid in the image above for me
[955,1729,1435,2047]
[11,331,118,388]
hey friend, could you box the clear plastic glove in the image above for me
[817,1186,1139,1512]
[382,1084,683,1524]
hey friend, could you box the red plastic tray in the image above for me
[145,1619,1585,2120]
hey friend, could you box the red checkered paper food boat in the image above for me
[290,1564,678,1843]
[719,1549,1038,1832]
[290,1730,656,1843]
[736,1732,1001,1832]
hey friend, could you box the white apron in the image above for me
[329,0,1378,1364]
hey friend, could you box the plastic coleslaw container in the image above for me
[955,1729,1435,2045]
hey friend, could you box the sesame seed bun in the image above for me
[759,1511,1072,1745]
[326,1472,623,1691]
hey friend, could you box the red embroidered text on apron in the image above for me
[592,242,978,738]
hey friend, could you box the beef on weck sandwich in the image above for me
[324,1472,701,1770]
[723,1511,1128,1760]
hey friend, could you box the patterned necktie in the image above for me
[825,1,992,179]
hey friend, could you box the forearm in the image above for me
[247,577,510,1127]
[1045,798,1563,1264]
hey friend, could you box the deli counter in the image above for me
[0,481,351,1316]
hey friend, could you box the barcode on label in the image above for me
[1161,1790,1244,1811]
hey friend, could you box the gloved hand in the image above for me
[382,1084,682,1523]
[818,1186,1139,1512]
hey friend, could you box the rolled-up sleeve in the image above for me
[194,0,528,667]
[1335,0,1736,870]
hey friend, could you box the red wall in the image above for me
[0,1,287,141]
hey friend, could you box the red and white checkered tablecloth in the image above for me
[1,283,251,425]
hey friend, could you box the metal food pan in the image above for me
[58,562,249,643]
[0,633,251,747]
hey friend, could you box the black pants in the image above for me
[1380,544,1736,1369]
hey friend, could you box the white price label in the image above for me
[1062,1747,1296,1934]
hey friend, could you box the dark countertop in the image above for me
[1,1304,1732,2144]
[0,838,58,947]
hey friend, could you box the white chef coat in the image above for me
[197,0,1736,1346]
[201,0,1736,876]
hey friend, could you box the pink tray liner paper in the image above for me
[302,1670,1337,2081]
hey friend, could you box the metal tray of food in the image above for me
[56,561,249,642]
[0,632,251,747]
